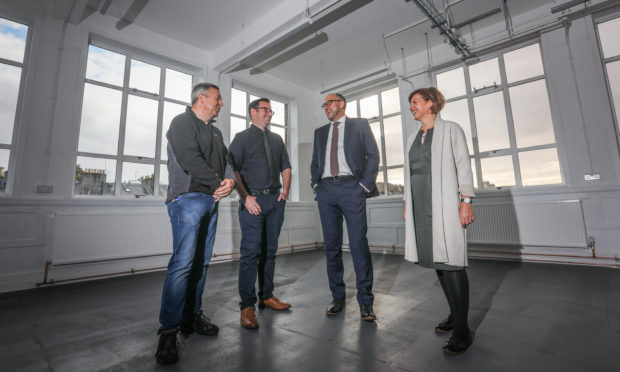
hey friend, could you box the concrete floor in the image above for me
[2,250,620,372]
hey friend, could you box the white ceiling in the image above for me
[53,0,590,91]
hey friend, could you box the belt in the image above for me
[249,188,280,195]
[321,175,356,182]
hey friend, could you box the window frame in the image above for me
[74,35,199,198]
[594,10,620,142]
[347,85,403,197]
[433,40,563,190]
[0,14,32,196]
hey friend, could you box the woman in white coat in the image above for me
[402,87,475,355]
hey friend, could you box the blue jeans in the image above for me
[159,192,218,334]
[238,193,286,309]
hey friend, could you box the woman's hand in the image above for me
[459,202,474,228]
[403,203,406,221]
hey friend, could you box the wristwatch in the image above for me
[460,197,473,204]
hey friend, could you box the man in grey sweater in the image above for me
[156,83,236,364]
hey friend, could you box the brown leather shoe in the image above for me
[240,306,259,329]
[258,296,291,310]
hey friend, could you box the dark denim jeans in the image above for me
[159,192,218,333]
[238,193,286,309]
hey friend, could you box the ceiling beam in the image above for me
[250,32,329,75]
[116,0,150,30]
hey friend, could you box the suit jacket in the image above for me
[403,118,475,267]
[310,117,380,197]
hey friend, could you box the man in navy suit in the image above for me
[310,93,380,321]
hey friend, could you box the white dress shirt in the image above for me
[322,116,352,179]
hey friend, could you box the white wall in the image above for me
[0,2,323,293]
[2,1,620,294]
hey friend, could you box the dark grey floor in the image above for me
[2,250,620,372]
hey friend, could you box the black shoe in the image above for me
[360,303,376,322]
[326,298,346,315]
[442,333,473,355]
[156,331,179,364]
[435,317,454,334]
[180,311,219,336]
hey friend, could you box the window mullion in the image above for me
[154,66,166,197]
[498,53,522,187]
[114,56,131,196]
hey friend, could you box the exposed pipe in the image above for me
[36,243,321,287]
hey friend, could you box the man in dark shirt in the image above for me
[156,83,236,364]
[228,98,292,329]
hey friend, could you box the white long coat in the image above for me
[403,118,475,267]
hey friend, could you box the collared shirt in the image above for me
[228,124,291,190]
[322,115,353,179]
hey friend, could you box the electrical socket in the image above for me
[36,185,53,193]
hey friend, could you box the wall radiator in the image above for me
[467,200,588,248]
[50,212,172,265]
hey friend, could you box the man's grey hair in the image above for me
[191,82,220,105]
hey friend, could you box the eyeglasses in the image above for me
[321,99,343,109]
[254,107,274,115]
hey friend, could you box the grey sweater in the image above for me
[165,107,234,203]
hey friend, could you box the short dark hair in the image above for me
[191,82,220,105]
[408,87,446,114]
[332,92,346,108]
[248,97,271,116]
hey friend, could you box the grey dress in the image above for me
[409,128,459,271]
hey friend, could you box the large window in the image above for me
[347,87,403,196]
[0,17,28,193]
[75,43,193,197]
[230,87,288,145]
[436,43,562,189]
[597,15,620,134]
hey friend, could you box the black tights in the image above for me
[436,269,470,338]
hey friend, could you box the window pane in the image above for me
[360,94,379,118]
[606,60,620,128]
[129,59,160,94]
[159,165,168,197]
[381,87,400,115]
[370,121,382,165]
[85,45,125,86]
[165,68,192,102]
[376,170,385,195]
[161,102,185,160]
[0,63,21,144]
[124,95,158,158]
[504,44,544,83]
[230,116,246,139]
[249,94,260,102]
[471,159,478,189]
[74,156,116,195]
[437,67,466,99]
[469,58,500,92]
[231,88,246,116]
[519,148,561,186]
[0,18,27,63]
[271,100,285,124]
[384,115,404,166]
[387,167,404,195]
[480,156,515,188]
[510,79,555,148]
[0,149,9,192]
[78,83,122,155]
[440,99,473,154]
[346,99,358,117]
[270,125,286,144]
[473,92,510,152]
[598,17,620,59]
[121,162,154,195]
